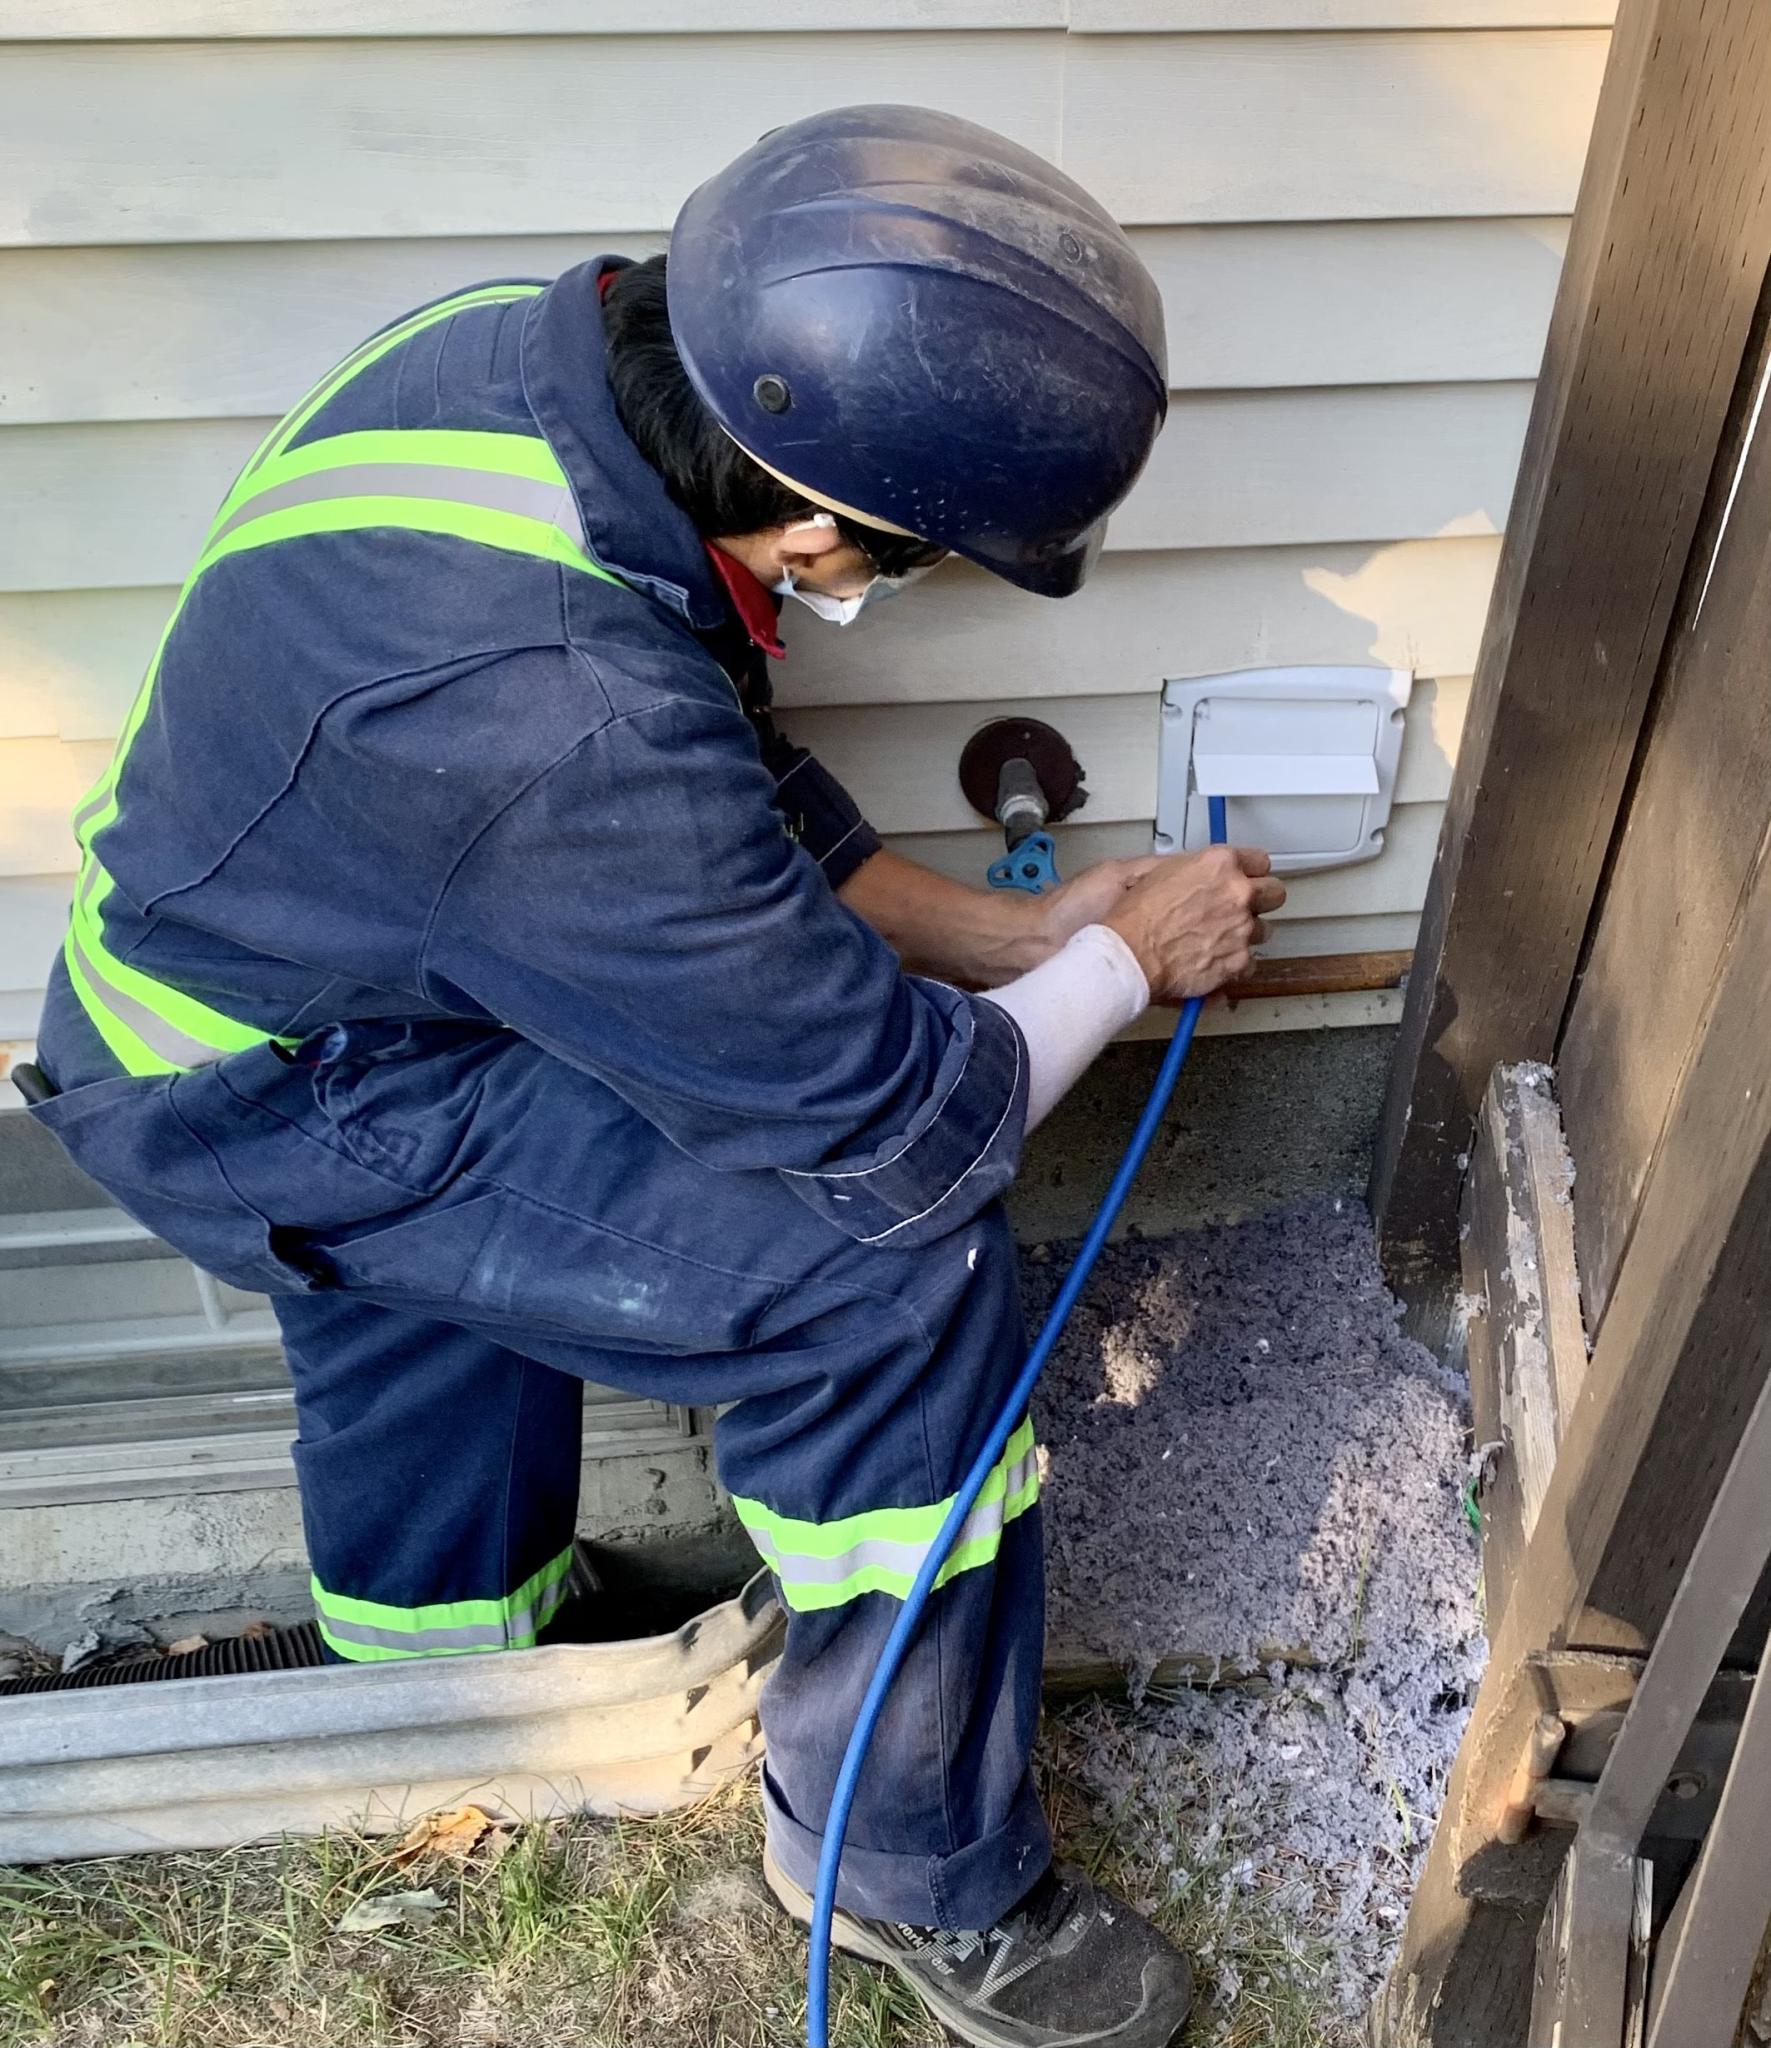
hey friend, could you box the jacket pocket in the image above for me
[308,1019,508,1194]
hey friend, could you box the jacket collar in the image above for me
[520,257,729,635]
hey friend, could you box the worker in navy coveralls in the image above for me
[26,107,1282,2048]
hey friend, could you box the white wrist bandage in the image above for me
[981,923,1150,1132]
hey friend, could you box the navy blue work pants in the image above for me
[35,1024,1050,1931]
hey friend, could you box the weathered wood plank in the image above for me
[1387,620,1771,2042]
[3,541,1503,734]
[1369,0,1771,1321]
[1062,29,1606,224]
[0,388,1531,595]
[1557,300,1771,1337]
[1462,1064,1587,1635]
[0,32,1603,249]
[0,219,1570,426]
[1220,947,1410,1000]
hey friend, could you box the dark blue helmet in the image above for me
[667,105,1168,598]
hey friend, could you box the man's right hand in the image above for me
[1103,845,1286,1004]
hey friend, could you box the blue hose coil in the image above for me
[805,796,1230,2045]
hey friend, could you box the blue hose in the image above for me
[805,797,1230,2046]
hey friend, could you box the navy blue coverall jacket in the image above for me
[32,259,1050,1929]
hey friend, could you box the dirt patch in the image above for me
[1027,1196,1484,2024]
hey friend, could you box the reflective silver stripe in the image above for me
[65,920,228,1070]
[206,463,586,550]
[71,785,114,838]
[749,1444,1041,1590]
[316,1585,570,1656]
[65,458,587,854]
[320,1616,512,1654]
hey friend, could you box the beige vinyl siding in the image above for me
[1070,2,1611,25]
[3,1,1069,33]
[0,32,1606,247]
[773,678,1467,836]
[0,385,1530,594]
[0,9,1611,1071]
[0,1,1612,32]
[0,219,1569,424]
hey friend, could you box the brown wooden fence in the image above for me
[1374,2,1771,2039]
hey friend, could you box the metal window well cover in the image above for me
[0,1571,783,1864]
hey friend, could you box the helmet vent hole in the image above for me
[753,374,792,414]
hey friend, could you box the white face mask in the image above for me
[771,513,942,627]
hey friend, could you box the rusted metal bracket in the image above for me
[1451,1655,1751,1908]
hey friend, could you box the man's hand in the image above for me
[1030,854,1167,952]
[1103,846,1286,1003]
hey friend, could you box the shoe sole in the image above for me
[761,1845,1188,2048]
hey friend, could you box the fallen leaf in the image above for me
[164,1635,209,1657]
[336,1889,447,1934]
[392,1803,503,1867]
[240,1621,275,1639]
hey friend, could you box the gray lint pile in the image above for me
[1024,1195,1485,2024]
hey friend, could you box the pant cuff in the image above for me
[762,1767,1051,1933]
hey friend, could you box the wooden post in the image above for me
[1555,289,1771,1341]
[1383,764,1771,2044]
[1369,0,1771,1325]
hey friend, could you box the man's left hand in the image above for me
[1031,856,1166,954]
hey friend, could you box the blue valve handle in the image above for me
[987,830,1061,895]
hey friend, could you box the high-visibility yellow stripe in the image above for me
[245,427,571,497]
[313,1546,577,1661]
[60,280,628,1080]
[197,494,605,582]
[74,285,551,848]
[732,1419,1041,1614]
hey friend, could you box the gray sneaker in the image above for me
[764,1844,1195,2047]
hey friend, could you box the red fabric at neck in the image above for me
[702,543,787,659]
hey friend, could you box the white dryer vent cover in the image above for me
[1154,665,1413,875]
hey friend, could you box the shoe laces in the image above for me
[891,1868,1080,1980]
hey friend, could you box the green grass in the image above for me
[0,1702,1366,2048]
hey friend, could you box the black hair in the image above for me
[601,254,946,578]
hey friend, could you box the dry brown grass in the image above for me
[0,1703,1362,2048]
